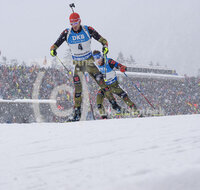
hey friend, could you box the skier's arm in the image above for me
[88,26,108,54]
[108,59,127,72]
[50,29,68,56]
[108,59,118,69]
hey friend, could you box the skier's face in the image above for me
[71,20,81,31]
[93,53,104,66]
[95,57,104,66]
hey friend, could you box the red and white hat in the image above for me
[69,12,81,23]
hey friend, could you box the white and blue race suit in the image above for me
[97,58,119,85]
[67,25,92,61]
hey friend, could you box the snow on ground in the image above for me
[0,115,200,190]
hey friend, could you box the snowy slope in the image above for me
[0,115,200,190]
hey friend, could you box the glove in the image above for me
[120,65,127,73]
[102,45,109,55]
[50,49,57,57]
[50,45,57,57]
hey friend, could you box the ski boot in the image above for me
[130,104,143,117]
[110,100,121,114]
[68,107,81,122]
[100,115,108,119]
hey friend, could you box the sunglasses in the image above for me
[70,21,79,26]
[93,53,102,60]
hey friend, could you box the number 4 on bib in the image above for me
[78,44,83,50]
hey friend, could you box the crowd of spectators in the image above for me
[0,64,199,123]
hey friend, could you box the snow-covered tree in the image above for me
[116,52,125,63]
[149,61,154,67]
[10,59,18,66]
[126,55,136,65]
[2,56,7,65]
[156,62,160,67]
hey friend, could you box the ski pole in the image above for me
[69,3,75,13]
[124,72,156,109]
[103,54,107,81]
[56,55,72,74]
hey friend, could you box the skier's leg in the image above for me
[96,89,107,118]
[71,65,82,121]
[111,81,138,112]
[109,99,122,113]
[86,62,116,103]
